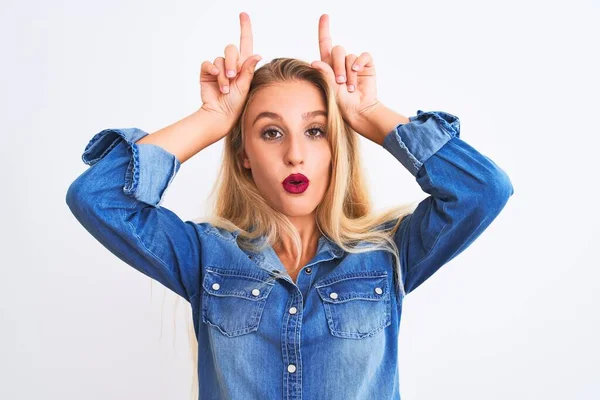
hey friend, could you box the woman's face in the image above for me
[242,80,332,218]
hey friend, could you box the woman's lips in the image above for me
[282,173,309,194]
[283,181,309,193]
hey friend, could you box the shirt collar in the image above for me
[235,228,345,273]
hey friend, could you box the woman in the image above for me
[66,12,514,400]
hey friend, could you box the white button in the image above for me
[289,307,297,315]
[287,364,296,373]
[329,292,338,300]
[375,287,383,295]
[212,283,220,290]
[252,288,260,296]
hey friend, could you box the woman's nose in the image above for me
[283,135,305,165]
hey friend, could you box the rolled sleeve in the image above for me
[382,110,461,177]
[82,128,181,207]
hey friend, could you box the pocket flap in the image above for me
[315,272,389,304]
[203,268,275,301]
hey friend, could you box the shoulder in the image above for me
[190,220,239,242]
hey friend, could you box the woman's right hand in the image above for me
[199,12,262,133]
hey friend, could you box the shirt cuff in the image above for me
[382,110,461,177]
[81,127,181,207]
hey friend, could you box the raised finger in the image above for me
[331,45,346,83]
[224,44,239,78]
[318,14,332,64]
[239,12,253,61]
[352,51,374,72]
[345,54,358,92]
[214,57,230,93]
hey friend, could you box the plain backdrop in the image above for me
[1,0,598,399]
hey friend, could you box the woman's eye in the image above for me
[261,129,282,141]
[307,127,325,139]
[260,127,326,141]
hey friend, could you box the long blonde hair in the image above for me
[184,57,417,398]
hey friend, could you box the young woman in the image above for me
[66,12,514,400]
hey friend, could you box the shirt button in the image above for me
[287,364,297,373]
[212,283,220,290]
[375,287,383,295]
[272,269,280,274]
[305,267,312,274]
[251,288,261,296]
[329,292,338,300]
[289,307,297,315]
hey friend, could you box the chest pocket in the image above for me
[315,271,391,339]
[201,267,275,338]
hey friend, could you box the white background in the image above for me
[2,0,598,399]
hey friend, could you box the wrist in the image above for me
[358,104,411,146]
[195,107,234,135]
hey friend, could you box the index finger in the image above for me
[318,14,332,64]
[239,12,253,60]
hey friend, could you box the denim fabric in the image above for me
[66,110,514,399]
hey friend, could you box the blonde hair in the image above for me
[183,57,417,398]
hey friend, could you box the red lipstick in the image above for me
[282,173,309,194]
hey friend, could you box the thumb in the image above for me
[311,61,336,87]
[237,54,262,92]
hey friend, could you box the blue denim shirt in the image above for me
[66,110,514,399]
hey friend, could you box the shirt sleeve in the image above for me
[65,128,203,302]
[382,110,514,297]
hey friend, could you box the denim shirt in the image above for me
[66,110,514,400]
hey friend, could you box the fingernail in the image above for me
[347,84,355,92]
[226,70,236,78]
[211,67,219,74]
[352,64,361,71]
[336,75,346,83]
[221,85,229,94]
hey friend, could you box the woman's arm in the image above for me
[373,108,514,296]
[66,13,262,302]
[136,109,229,164]
[65,111,224,302]
[311,17,513,297]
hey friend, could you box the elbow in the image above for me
[66,174,93,222]
[477,168,514,218]
[491,168,514,202]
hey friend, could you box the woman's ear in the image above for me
[242,151,251,169]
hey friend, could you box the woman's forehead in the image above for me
[246,82,327,121]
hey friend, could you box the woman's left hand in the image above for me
[311,14,383,135]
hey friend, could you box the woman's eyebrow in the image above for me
[252,110,327,127]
